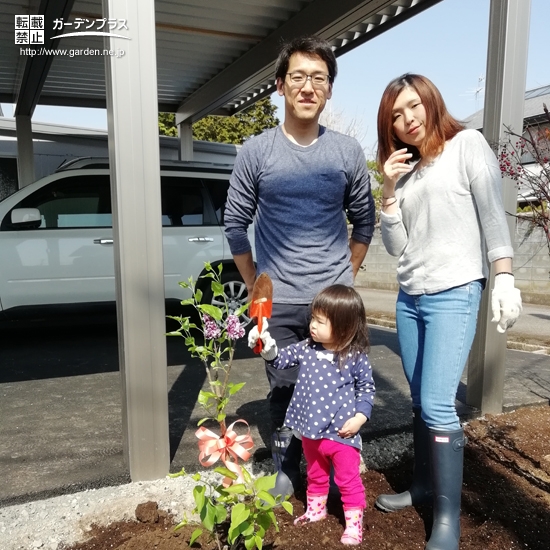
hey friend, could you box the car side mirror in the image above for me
[10,208,42,229]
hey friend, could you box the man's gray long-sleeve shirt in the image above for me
[224,126,375,304]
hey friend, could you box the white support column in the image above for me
[178,121,193,161]
[102,0,170,480]
[466,0,531,414]
[15,115,35,188]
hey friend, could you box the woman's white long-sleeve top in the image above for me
[380,129,514,295]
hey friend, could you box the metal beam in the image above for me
[103,0,170,480]
[14,0,76,117]
[466,0,531,414]
[176,0,435,124]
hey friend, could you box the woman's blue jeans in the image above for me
[396,281,483,431]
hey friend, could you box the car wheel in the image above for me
[202,270,251,328]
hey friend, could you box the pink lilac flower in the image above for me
[226,315,245,340]
[203,314,221,339]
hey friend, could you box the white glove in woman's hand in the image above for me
[248,318,278,360]
[491,274,522,333]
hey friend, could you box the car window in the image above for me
[203,179,230,224]
[3,175,112,229]
[161,177,206,227]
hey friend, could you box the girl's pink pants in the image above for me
[302,436,366,509]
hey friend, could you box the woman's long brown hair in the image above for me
[377,73,464,170]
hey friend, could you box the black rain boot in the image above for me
[376,409,432,512]
[269,427,302,499]
[425,428,467,550]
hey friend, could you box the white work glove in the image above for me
[248,317,278,360]
[491,273,522,334]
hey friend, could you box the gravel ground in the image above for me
[0,432,412,550]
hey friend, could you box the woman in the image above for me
[374,74,522,550]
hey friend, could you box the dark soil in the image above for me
[62,405,550,550]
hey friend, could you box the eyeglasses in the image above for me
[286,72,330,87]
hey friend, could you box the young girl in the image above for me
[248,284,375,546]
[375,74,522,550]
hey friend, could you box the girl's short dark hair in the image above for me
[376,73,464,169]
[275,35,337,84]
[310,284,370,363]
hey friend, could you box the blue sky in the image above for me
[2,0,548,157]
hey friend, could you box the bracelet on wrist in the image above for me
[382,195,396,200]
[382,198,398,208]
[495,272,514,277]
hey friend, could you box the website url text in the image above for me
[20,47,125,58]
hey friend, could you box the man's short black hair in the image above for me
[275,35,337,83]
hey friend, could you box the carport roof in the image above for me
[1,0,441,123]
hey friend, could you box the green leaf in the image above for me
[193,485,206,512]
[198,304,223,321]
[194,288,203,302]
[228,382,246,395]
[196,417,210,426]
[215,503,227,523]
[165,331,183,337]
[185,336,195,347]
[254,474,276,492]
[241,465,252,484]
[197,391,216,405]
[178,281,190,289]
[166,315,182,321]
[202,500,217,531]
[213,467,238,480]
[281,500,293,515]
[167,467,186,478]
[191,473,201,482]
[189,528,202,545]
[235,302,250,316]
[257,491,276,506]
[222,483,247,494]
[216,412,226,423]
[211,281,224,297]
[217,262,223,274]
[200,272,215,279]
[256,512,272,531]
[230,502,250,527]
[205,261,213,271]
[255,534,264,550]
[267,510,278,531]
[242,522,254,536]
[174,519,187,531]
[244,534,256,550]
[179,298,194,306]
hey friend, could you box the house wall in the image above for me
[355,221,550,305]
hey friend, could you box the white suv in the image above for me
[0,158,251,323]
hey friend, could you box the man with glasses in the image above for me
[224,35,375,498]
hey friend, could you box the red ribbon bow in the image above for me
[196,419,254,486]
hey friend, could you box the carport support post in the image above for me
[179,121,193,161]
[102,0,170,479]
[466,0,530,414]
[15,115,35,187]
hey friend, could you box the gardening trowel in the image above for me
[249,272,273,354]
